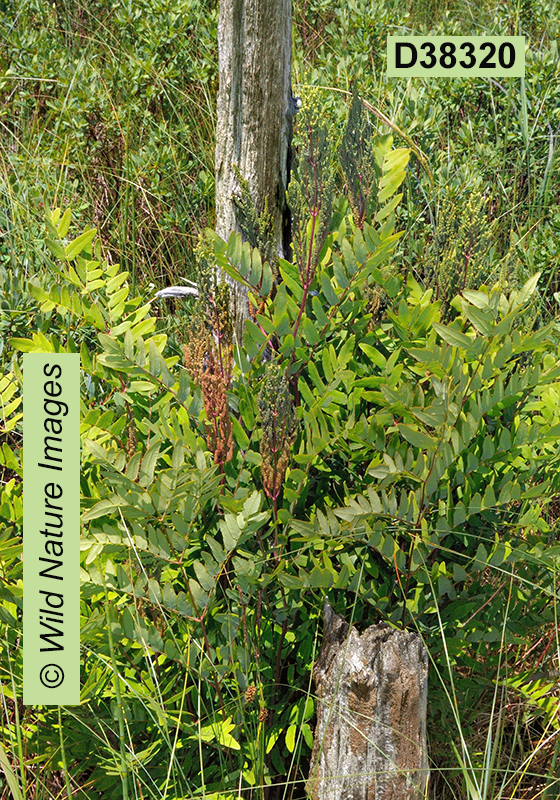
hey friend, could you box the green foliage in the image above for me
[428,191,496,311]
[292,0,560,338]
[0,0,217,286]
[338,86,410,239]
[232,165,277,273]
[1,115,416,796]
[258,362,299,503]
[2,2,560,798]
[5,91,557,797]
[339,85,380,228]
[288,91,337,288]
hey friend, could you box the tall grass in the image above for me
[0,0,217,292]
[1,0,559,798]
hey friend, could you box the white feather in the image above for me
[152,285,199,300]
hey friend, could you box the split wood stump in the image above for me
[307,601,429,800]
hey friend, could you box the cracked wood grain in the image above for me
[307,601,429,800]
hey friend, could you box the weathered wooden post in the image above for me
[307,601,429,800]
[215,0,293,338]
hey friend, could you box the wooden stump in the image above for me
[307,601,429,800]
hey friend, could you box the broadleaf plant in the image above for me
[5,92,560,798]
